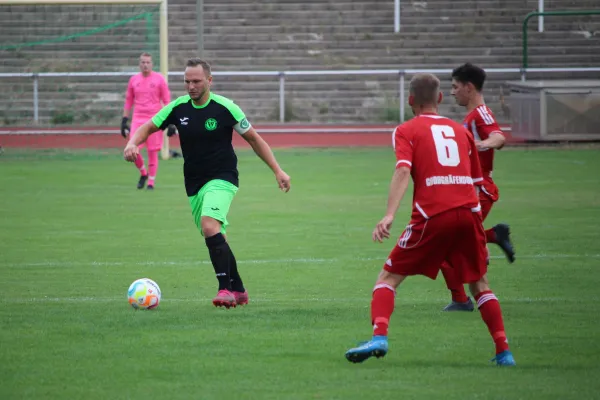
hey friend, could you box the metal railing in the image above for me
[1,67,600,124]
[522,10,600,69]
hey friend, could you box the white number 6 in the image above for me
[431,125,460,167]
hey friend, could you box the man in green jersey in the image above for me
[124,58,291,309]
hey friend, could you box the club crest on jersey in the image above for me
[205,118,218,131]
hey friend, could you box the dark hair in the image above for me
[186,58,212,76]
[451,63,486,91]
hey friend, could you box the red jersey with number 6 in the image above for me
[393,113,483,221]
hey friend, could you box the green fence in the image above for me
[522,10,600,69]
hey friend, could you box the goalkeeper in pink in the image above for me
[121,52,174,190]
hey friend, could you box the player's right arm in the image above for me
[130,119,159,146]
[124,99,176,162]
[387,124,414,217]
[159,75,171,106]
[123,119,159,162]
[121,77,135,138]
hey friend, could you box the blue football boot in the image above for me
[345,336,388,363]
[491,350,516,366]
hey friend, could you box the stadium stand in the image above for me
[0,0,599,125]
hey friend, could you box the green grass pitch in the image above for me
[1,146,600,399]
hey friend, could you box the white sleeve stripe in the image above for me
[473,177,484,183]
[477,107,495,125]
[477,108,494,125]
[396,160,412,167]
[483,108,496,125]
[484,110,496,125]
[477,106,492,124]
[392,127,397,150]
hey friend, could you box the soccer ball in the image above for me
[127,278,161,310]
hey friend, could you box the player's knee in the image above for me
[468,275,490,297]
[201,216,221,237]
[376,269,405,289]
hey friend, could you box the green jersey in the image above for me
[152,93,252,196]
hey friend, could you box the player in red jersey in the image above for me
[345,73,515,366]
[440,63,516,312]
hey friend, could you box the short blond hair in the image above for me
[139,52,152,59]
[186,58,212,76]
[409,73,440,107]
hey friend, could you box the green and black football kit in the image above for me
[152,92,251,234]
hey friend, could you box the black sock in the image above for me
[205,233,231,291]
[229,248,245,292]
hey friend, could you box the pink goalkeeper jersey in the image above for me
[124,71,171,121]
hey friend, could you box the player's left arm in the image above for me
[373,126,412,242]
[227,101,290,192]
[241,126,290,192]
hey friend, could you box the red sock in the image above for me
[371,283,395,337]
[134,153,147,176]
[485,228,497,243]
[441,264,468,303]
[475,290,510,354]
[147,150,159,186]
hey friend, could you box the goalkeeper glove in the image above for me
[167,124,177,137]
[120,117,130,138]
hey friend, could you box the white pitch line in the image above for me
[1,254,599,268]
[0,296,590,304]
[1,258,327,268]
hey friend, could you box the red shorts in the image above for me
[384,207,488,283]
[479,180,499,220]
[480,193,493,220]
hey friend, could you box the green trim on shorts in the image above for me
[188,179,238,235]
